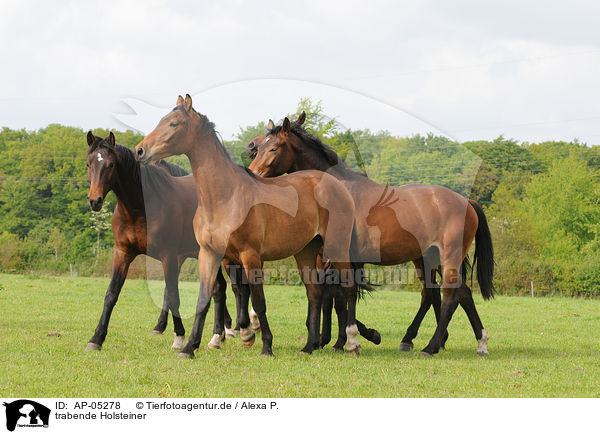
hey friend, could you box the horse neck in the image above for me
[186,130,246,213]
[111,164,145,217]
[290,142,353,180]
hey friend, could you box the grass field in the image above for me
[0,273,599,397]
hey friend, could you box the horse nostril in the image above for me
[137,147,144,157]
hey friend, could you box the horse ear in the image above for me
[176,95,184,106]
[267,119,275,130]
[184,94,193,112]
[107,132,116,148]
[87,131,95,147]
[296,111,306,126]
[282,117,291,133]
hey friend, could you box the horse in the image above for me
[84,132,238,351]
[247,113,495,356]
[135,94,363,358]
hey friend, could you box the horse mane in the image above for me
[268,121,366,177]
[89,137,189,183]
[190,109,257,179]
[155,159,189,177]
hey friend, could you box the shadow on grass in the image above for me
[312,344,571,361]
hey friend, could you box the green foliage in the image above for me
[290,98,339,138]
[1,101,600,296]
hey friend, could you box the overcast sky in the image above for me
[1,0,600,143]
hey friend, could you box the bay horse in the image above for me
[85,132,237,351]
[135,94,362,358]
[247,113,495,356]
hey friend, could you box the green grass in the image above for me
[0,273,599,397]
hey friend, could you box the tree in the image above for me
[289,97,339,138]
[89,206,112,259]
[48,227,68,260]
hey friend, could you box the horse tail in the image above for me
[469,199,495,299]
[350,262,375,300]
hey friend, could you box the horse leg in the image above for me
[86,248,134,350]
[241,253,273,356]
[159,256,186,350]
[399,258,432,351]
[327,260,359,355]
[320,283,334,348]
[207,268,228,349]
[431,284,449,349]
[295,242,324,354]
[153,256,181,335]
[228,264,254,347]
[152,299,169,335]
[178,248,222,358]
[224,302,233,336]
[224,260,243,335]
[420,253,462,356]
[219,260,233,335]
[457,283,489,355]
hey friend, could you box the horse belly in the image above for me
[261,218,317,261]
[355,220,425,265]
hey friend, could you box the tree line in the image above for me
[1,99,599,295]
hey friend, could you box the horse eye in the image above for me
[107,162,114,168]
[269,147,277,152]
[86,162,90,168]
[169,122,179,127]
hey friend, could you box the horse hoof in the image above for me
[225,328,236,338]
[177,351,194,359]
[207,334,223,349]
[249,309,260,332]
[419,351,433,357]
[348,345,362,356]
[151,329,163,335]
[85,342,101,351]
[300,346,314,355]
[371,330,382,345]
[261,351,274,357]
[242,335,256,348]
[399,342,413,352]
[171,334,185,350]
[477,349,489,356]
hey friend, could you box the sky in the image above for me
[1,0,600,144]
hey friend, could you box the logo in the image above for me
[3,400,50,432]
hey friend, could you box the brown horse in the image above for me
[248,113,494,356]
[85,132,236,351]
[135,95,362,358]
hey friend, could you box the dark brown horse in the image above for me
[135,95,362,358]
[85,132,236,351]
[248,113,495,356]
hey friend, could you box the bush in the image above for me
[574,251,600,296]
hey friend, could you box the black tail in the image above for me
[469,199,495,299]
[351,262,376,300]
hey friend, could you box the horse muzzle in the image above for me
[135,145,153,164]
[87,196,104,211]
